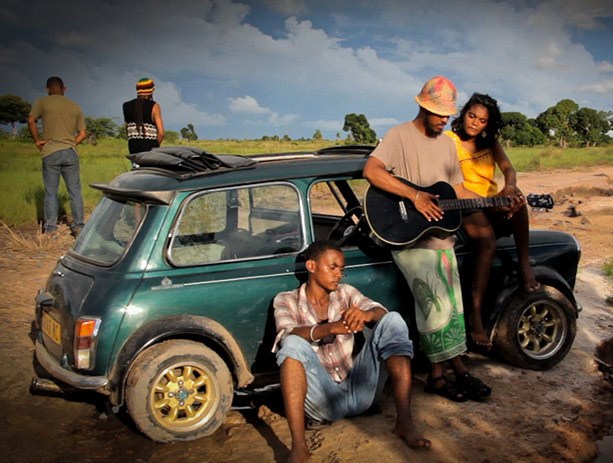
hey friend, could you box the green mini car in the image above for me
[32,145,581,442]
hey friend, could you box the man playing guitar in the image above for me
[363,76,492,404]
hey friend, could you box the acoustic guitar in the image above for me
[364,177,554,246]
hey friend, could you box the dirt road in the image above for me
[0,166,611,463]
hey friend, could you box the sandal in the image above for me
[425,375,468,402]
[456,372,491,400]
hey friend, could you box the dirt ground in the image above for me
[0,166,611,463]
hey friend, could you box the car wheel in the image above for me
[493,285,576,371]
[125,339,233,442]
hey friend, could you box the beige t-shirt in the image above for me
[370,121,463,249]
[30,95,86,157]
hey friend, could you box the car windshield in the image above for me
[72,197,144,265]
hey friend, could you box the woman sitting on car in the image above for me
[445,93,541,349]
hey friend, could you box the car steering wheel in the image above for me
[327,206,364,246]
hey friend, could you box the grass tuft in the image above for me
[604,258,613,279]
[0,220,73,254]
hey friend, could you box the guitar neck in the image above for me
[438,196,510,211]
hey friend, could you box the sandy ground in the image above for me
[0,166,611,463]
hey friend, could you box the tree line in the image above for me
[343,101,612,148]
[1,93,611,147]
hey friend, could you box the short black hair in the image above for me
[303,240,342,262]
[46,76,64,88]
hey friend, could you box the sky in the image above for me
[1,0,612,140]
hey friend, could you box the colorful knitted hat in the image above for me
[414,76,457,116]
[136,78,155,95]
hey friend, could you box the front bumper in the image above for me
[35,339,109,391]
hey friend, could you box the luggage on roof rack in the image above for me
[127,146,255,172]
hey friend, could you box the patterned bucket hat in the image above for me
[414,76,457,116]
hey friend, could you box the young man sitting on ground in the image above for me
[273,240,430,462]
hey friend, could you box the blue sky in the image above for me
[1,0,611,140]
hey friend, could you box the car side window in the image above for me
[309,178,368,246]
[169,183,303,266]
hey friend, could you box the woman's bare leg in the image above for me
[511,205,541,292]
[462,212,495,348]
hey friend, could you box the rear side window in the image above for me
[72,197,143,265]
[169,183,304,266]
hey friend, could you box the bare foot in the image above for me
[470,329,493,349]
[469,318,492,349]
[392,420,432,449]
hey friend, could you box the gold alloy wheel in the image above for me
[150,363,219,432]
[517,300,567,360]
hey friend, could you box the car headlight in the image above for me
[74,318,101,370]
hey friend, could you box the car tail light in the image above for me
[74,318,101,370]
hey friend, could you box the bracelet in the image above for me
[309,324,321,343]
[414,190,420,202]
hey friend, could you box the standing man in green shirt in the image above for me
[28,76,87,236]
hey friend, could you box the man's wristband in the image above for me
[309,324,321,343]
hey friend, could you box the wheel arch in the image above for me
[108,315,254,405]
[489,265,579,334]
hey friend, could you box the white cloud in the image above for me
[229,96,271,114]
[1,0,611,139]
[579,80,613,93]
[159,82,227,128]
[596,61,613,72]
[269,112,298,126]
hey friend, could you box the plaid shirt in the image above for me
[272,283,387,382]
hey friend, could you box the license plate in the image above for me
[42,312,62,345]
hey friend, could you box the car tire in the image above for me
[125,339,233,442]
[493,285,576,371]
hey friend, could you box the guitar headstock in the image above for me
[527,194,554,210]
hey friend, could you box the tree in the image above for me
[312,129,323,141]
[569,108,611,147]
[180,123,198,141]
[0,94,31,138]
[535,99,579,148]
[164,130,180,144]
[85,117,120,144]
[500,112,546,147]
[342,113,377,144]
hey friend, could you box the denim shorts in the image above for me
[276,312,413,422]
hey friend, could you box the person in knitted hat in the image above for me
[122,77,164,158]
[363,76,492,403]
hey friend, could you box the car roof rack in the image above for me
[315,145,375,156]
[128,146,255,173]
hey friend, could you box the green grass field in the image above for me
[0,138,611,228]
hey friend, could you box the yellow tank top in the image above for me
[445,130,498,197]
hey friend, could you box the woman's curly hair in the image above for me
[451,93,503,150]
